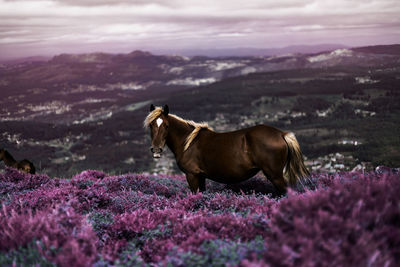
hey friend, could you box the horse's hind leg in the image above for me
[256,152,288,194]
[262,168,287,195]
[246,130,288,194]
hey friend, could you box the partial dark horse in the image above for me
[0,149,36,174]
[144,105,309,194]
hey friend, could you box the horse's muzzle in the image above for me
[151,147,163,158]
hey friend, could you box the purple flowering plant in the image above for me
[1,166,399,266]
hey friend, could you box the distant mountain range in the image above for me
[1,56,52,64]
[2,44,347,63]
[5,43,399,63]
[1,43,399,66]
[352,44,400,55]
[153,44,349,57]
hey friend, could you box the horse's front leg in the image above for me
[185,173,206,193]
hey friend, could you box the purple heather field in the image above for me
[0,167,399,267]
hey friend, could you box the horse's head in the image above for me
[18,160,36,174]
[145,104,170,158]
[20,163,31,173]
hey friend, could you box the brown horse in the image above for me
[144,105,309,194]
[0,148,36,174]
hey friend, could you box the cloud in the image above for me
[0,0,399,59]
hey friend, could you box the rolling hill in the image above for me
[0,44,399,177]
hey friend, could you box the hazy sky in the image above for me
[1,0,400,59]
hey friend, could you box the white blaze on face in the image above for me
[156,118,163,127]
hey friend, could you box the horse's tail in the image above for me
[283,132,310,186]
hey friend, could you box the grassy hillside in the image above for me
[1,167,399,266]
[1,61,399,177]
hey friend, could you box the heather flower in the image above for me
[0,167,399,266]
[0,205,98,267]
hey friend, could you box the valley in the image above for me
[0,45,399,177]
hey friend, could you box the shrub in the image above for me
[0,240,55,267]
[164,237,265,266]
[251,172,400,267]
[0,205,98,267]
[0,168,399,266]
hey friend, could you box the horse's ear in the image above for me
[163,105,169,116]
[150,104,155,111]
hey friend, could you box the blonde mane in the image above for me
[169,114,211,151]
[143,107,212,151]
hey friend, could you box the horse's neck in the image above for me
[166,117,194,156]
[1,151,17,166]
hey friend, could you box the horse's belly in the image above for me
[202,156,259,184]
[206,168,260,184]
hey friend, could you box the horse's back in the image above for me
[245,124,286,148]
[196,124,286,159]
